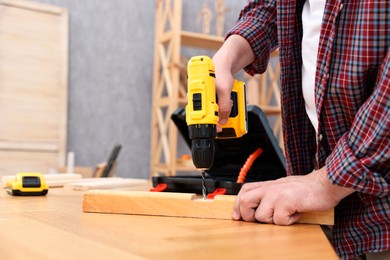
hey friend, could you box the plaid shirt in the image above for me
[227,0,389,259]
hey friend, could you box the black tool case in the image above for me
[152,105,286,195]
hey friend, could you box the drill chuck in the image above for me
[188,124,216,169]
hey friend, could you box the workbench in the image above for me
[0,180,338,259]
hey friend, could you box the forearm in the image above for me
[326,50,390,196]
[225,0,278,75]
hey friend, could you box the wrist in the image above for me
[315,167,355,204]
[213,34,255,74]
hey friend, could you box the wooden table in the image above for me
[0,180,338,259]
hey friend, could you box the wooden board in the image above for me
[83,190,334,225]
[0,0,68,176]
[64,178,148,191]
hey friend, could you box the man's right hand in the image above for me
[212,57,234,130]
[212,34,255,131]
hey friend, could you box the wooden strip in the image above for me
[57,6,69,167]
[42,173,82,185]
[181,31,223,50]
[1,0,64,15]
[0,141,59,152]
[64,178,148,191]
[83,190,334,225]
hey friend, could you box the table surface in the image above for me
[0,180,338,259]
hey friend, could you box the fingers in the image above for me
[254,208,302,225]
[212,52,233,126]
[254,200,274,224]
[272,209,302,226]
[212,61,234,127]
[238,196,302,225]
[216,85,233,126]
[233,188,261,222]
[232,174,339,225]
[232,181,303,225]
[232,182,264,220]
[253,195,303,225]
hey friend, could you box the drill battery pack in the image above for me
[151,105,286,195]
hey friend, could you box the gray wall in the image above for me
[32,0,247,179]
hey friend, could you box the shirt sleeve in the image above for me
[225,0,278,76]
[326,49,390,197]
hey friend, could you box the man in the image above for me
[212,0,389,259]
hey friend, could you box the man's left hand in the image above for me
[232,167,355,225]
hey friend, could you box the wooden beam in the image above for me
[83,190,334,225]
[0,141,59,152]
[1,0,65,15]
[181,31,223,50]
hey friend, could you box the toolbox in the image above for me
[152,105,286,196]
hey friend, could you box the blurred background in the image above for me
[0,0,250,179]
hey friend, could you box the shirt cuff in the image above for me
[326,135,389,197]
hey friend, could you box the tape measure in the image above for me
[6,172,49,196]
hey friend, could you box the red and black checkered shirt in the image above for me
[227,0,389,259]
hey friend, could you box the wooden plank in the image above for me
[57,5,69,167]
[181,31,223,50]
[83,190,334,225]
[0,0,64,14]
[64,178,148,191]
[0,141,59,152]
[0,0,68,174]
[56,166,94,178]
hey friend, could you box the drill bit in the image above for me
[201,171,207,200]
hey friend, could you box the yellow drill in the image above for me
[185,55,247,197]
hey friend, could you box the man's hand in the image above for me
[212,35,255,131]
[212,59,234,130]
[232,167,355,225]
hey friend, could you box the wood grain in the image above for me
[0,0,68,176]
[0,184,338,259]
[83,190,334,225]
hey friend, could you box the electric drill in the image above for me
[185,55,247,170]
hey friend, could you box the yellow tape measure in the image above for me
[6,172,49,196]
